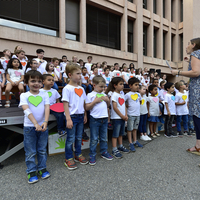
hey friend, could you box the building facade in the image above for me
[0,0,200,80]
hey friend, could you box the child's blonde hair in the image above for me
[92,75,106,85]
[175,81,183,90]
[65,62,81,76]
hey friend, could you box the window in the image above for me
[180,34,183,61]
[86,5,120,50]
[128,0,133,3]
[171,34,175,61]
[65,0,80,41]
[154,29,157,58]
[128,20,133,53]
[0,0,59,31]
[163,0,165,18]
[171,0,174,22]
[143,25,148,56]
[180,0,183,22]
[143,0,147,9]
[163,32,166,59]
[153,0,157,14]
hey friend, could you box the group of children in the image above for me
[0,47,194,184]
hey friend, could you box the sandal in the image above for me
[150,133,157,138]
[4,101,10,108]
[154,132,160,137]
[186,146,200,155]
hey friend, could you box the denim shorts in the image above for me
[127,115,140,131]
[112,119,125,138]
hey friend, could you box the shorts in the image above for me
[127,115,140,131]
[112,119,125,138]
[7,81,24,85]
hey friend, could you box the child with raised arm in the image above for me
[0,49,11,70]
[125,77,143,152]
[62,62,88,170]
[40,74,66,137]
[19,70,50,184]
[107,77,130,159]
[175,81,191,137]
[164,82,177,138]
[86,76,113,165]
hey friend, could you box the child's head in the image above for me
[143,73,148,79]
[93,75,106,93]
[7,58,22,70]
[175,81,186,91]
[144,67,148,72]
[26,59,38,71]
[104,67,110,75]
[93,67,98,75]
[129,63,135,69]
[160,81,166,89]
[102,61,107,66]
[42,74,54,88]
[3,49,11,57]
[130,67,135,73]
[16,50,25,60]
[122,65,128,72]
[36,49,45,59]
[79,59,84,66]
[14,45,22,54]
[72,56,78,63]
[96,62,101,68]
[135,69,140,75]
[106,77,124,93]
[128,77,140,92]
[91,63,97,71]
[162,74,167,80]
[164,82,175,93]
[62,55,67,62]
[66,62,81,83]
[114,63,119,70]
[82,66,87,75]
[139,85,146,95]
[152,78,159,87]
[45,62,54,72]
[110,65,114,71]
[150,73,154,78]
[138,68,142,73]
[51,57,59,66]
[87,56,92,63]
[156,74,160,80]
[148,84,158,95]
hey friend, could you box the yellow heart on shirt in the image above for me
[155,93,158,97]
[141,99,145,105]
[131,94,138,101]
[182,95,187,101]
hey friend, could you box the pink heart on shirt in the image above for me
[153,97,158,103]
[163,91,167,95]
[56,68,60,72]
[14,71,21,76]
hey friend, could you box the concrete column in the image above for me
[121,0,127,52]
[59,0,66,43]
[147,0,153,57]
[165,0,171,61]
[80,0,86,46]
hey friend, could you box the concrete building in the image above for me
[0,0,200,80]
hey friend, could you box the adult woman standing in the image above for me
[172,38,200,153]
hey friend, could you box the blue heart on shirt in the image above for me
[171,96,175,101]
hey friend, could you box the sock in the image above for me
[133,141,137,144]
[113,147,117,151]
[119,144,123,148]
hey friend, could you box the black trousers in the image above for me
[164,115,175,135]
[193,115,200,140]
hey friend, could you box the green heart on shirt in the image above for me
[96,94,104,98]
[48,92,52,98]
[28,96,43,107]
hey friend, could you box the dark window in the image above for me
[128,20,133,53]
[128,0,133,3]
[143,25,148,56]
[153,0,157,14]
[0,0,59,30]
[163,32,166,59]
[171,34,175,61]
[143,0,147,9]
[86,5,120,50]
[154,29,157,58]
[163,0,165,18]
[180,0,183,22]
[66,0,79,41]
[171,0,174,22]
[180,34,183,61]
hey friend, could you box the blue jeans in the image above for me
[138,114,148,133]
[188,115,194,130]
[23,127,48,174]
[65,114,84,159]
[89,116,108,156]
[52,82,59,90]
[176,115,188,132]
[112,119,125,138]
[82,84,92,93]
[50,110,65,131]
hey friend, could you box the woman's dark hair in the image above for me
[105,77,124,94]
[129,63,135,69]
[164,82,174,91]
[6,58,22,72]
[24,70,43,84]
[25,59,36,72]
[191,38,200,51]
[148,84,157,93]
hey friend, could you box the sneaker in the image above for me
[178,131,184,138]
[74,154,88,165]
[101,152,113,160]
[134,141,143,148]
[118,146,130,153]
[112,149,123,159]
[189,129,196,135]
[129,143,136,152]
[185,131,192,137]
[58,130,67,138]
[171,133,178,138]
[144,135,152,141]
[108,123,113,130]
[140,135,147,141]
[38,169,50,179]
[64,158,78,170]
[89,156,96,166]
[82,132,89,141]
[28,172,38,184]
[164,134,172,138]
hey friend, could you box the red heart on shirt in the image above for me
[145,80,148,83]
[21,62,26,66]
[5,60,9,63]
[75,88,83,97]
[0,71,1,74]
[84,76,88,80]
[116,73,120,76]
[118,97,124,106]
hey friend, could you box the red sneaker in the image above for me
[74,154,88,165]
[64,158,77,170]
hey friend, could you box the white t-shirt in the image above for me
[19,91,50,127]
[111,92,126,119]
[159,89,167,101]
[89,74,97,84]
[33,58,47,74]
[129,73,135,79]
[86,91,108,118]
[140,95,148,115]
[81,74,89,84]
[98,68,103,75]
[102,75,112,85]
[54,66,61,78]
[85,63,92,74]
[142,78,149,86]
[122,72,130,83]
[19,59,27,72]
[0,59,9,70]
[135,75,144,82]
[61,85,86,115]
[40,88,60,106]
[112,70,121,77]
[147,96,160,116]
[60,62,67,73]
[7,68,24,82]
[63,72,68,78]
[0,69,5,82]
[125,92,141,116]
[164,93,176,115]
[12,55,28,61]
[175,91,189,115]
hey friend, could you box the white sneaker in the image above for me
[140,135,147,141]
[144,135,152,141]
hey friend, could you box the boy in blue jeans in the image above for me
[86,75,113,165]
[62,62,88,170]
[19,70,50,184]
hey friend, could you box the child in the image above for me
[52,57,62,86]
[16,50,27,72]
[159,81,167,101]
[125,77,143,152]
[160,74,167,84]
[60,55,68,73]
[121,65,130,87]
[142,73,149,88]
[79,59,84,68]
[138,85,151,141]
[81,67,92,93]
[112,63,121,77]
[5,58,24,107]
[135,69,144,82]
[62,62,88,170]
[107,77,129,159]
[26,60,41,73]
[85,56,93,74]
[175,81,191,137]
[72,56,80,65]
[103,67,112,86]
[0,62,6,106]
[147,85,161,138]
[0,49,11,70]
[12,45,28,61]
[41,74,66,137]
[19,70,50,184]
[164,82,177,138]
[129,67,135,78]
[34,49,47,74]
[86,75,113,165]
[89,67,98,86]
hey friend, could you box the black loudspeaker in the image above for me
[149,68,155,74]
[156,69,161,75]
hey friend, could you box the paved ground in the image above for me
[0,131,200,200]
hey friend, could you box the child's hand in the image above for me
[101,96,109,102]
[59,79,63,83]
[160,111,162,115]
[167,111,171,117]
[148,113,150,117]
[94,97,103,104]
[41,122,47,132]
[11,81,15,86]
[122,115,128,121]
[34,123,42,131]
[67,119,73,129]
